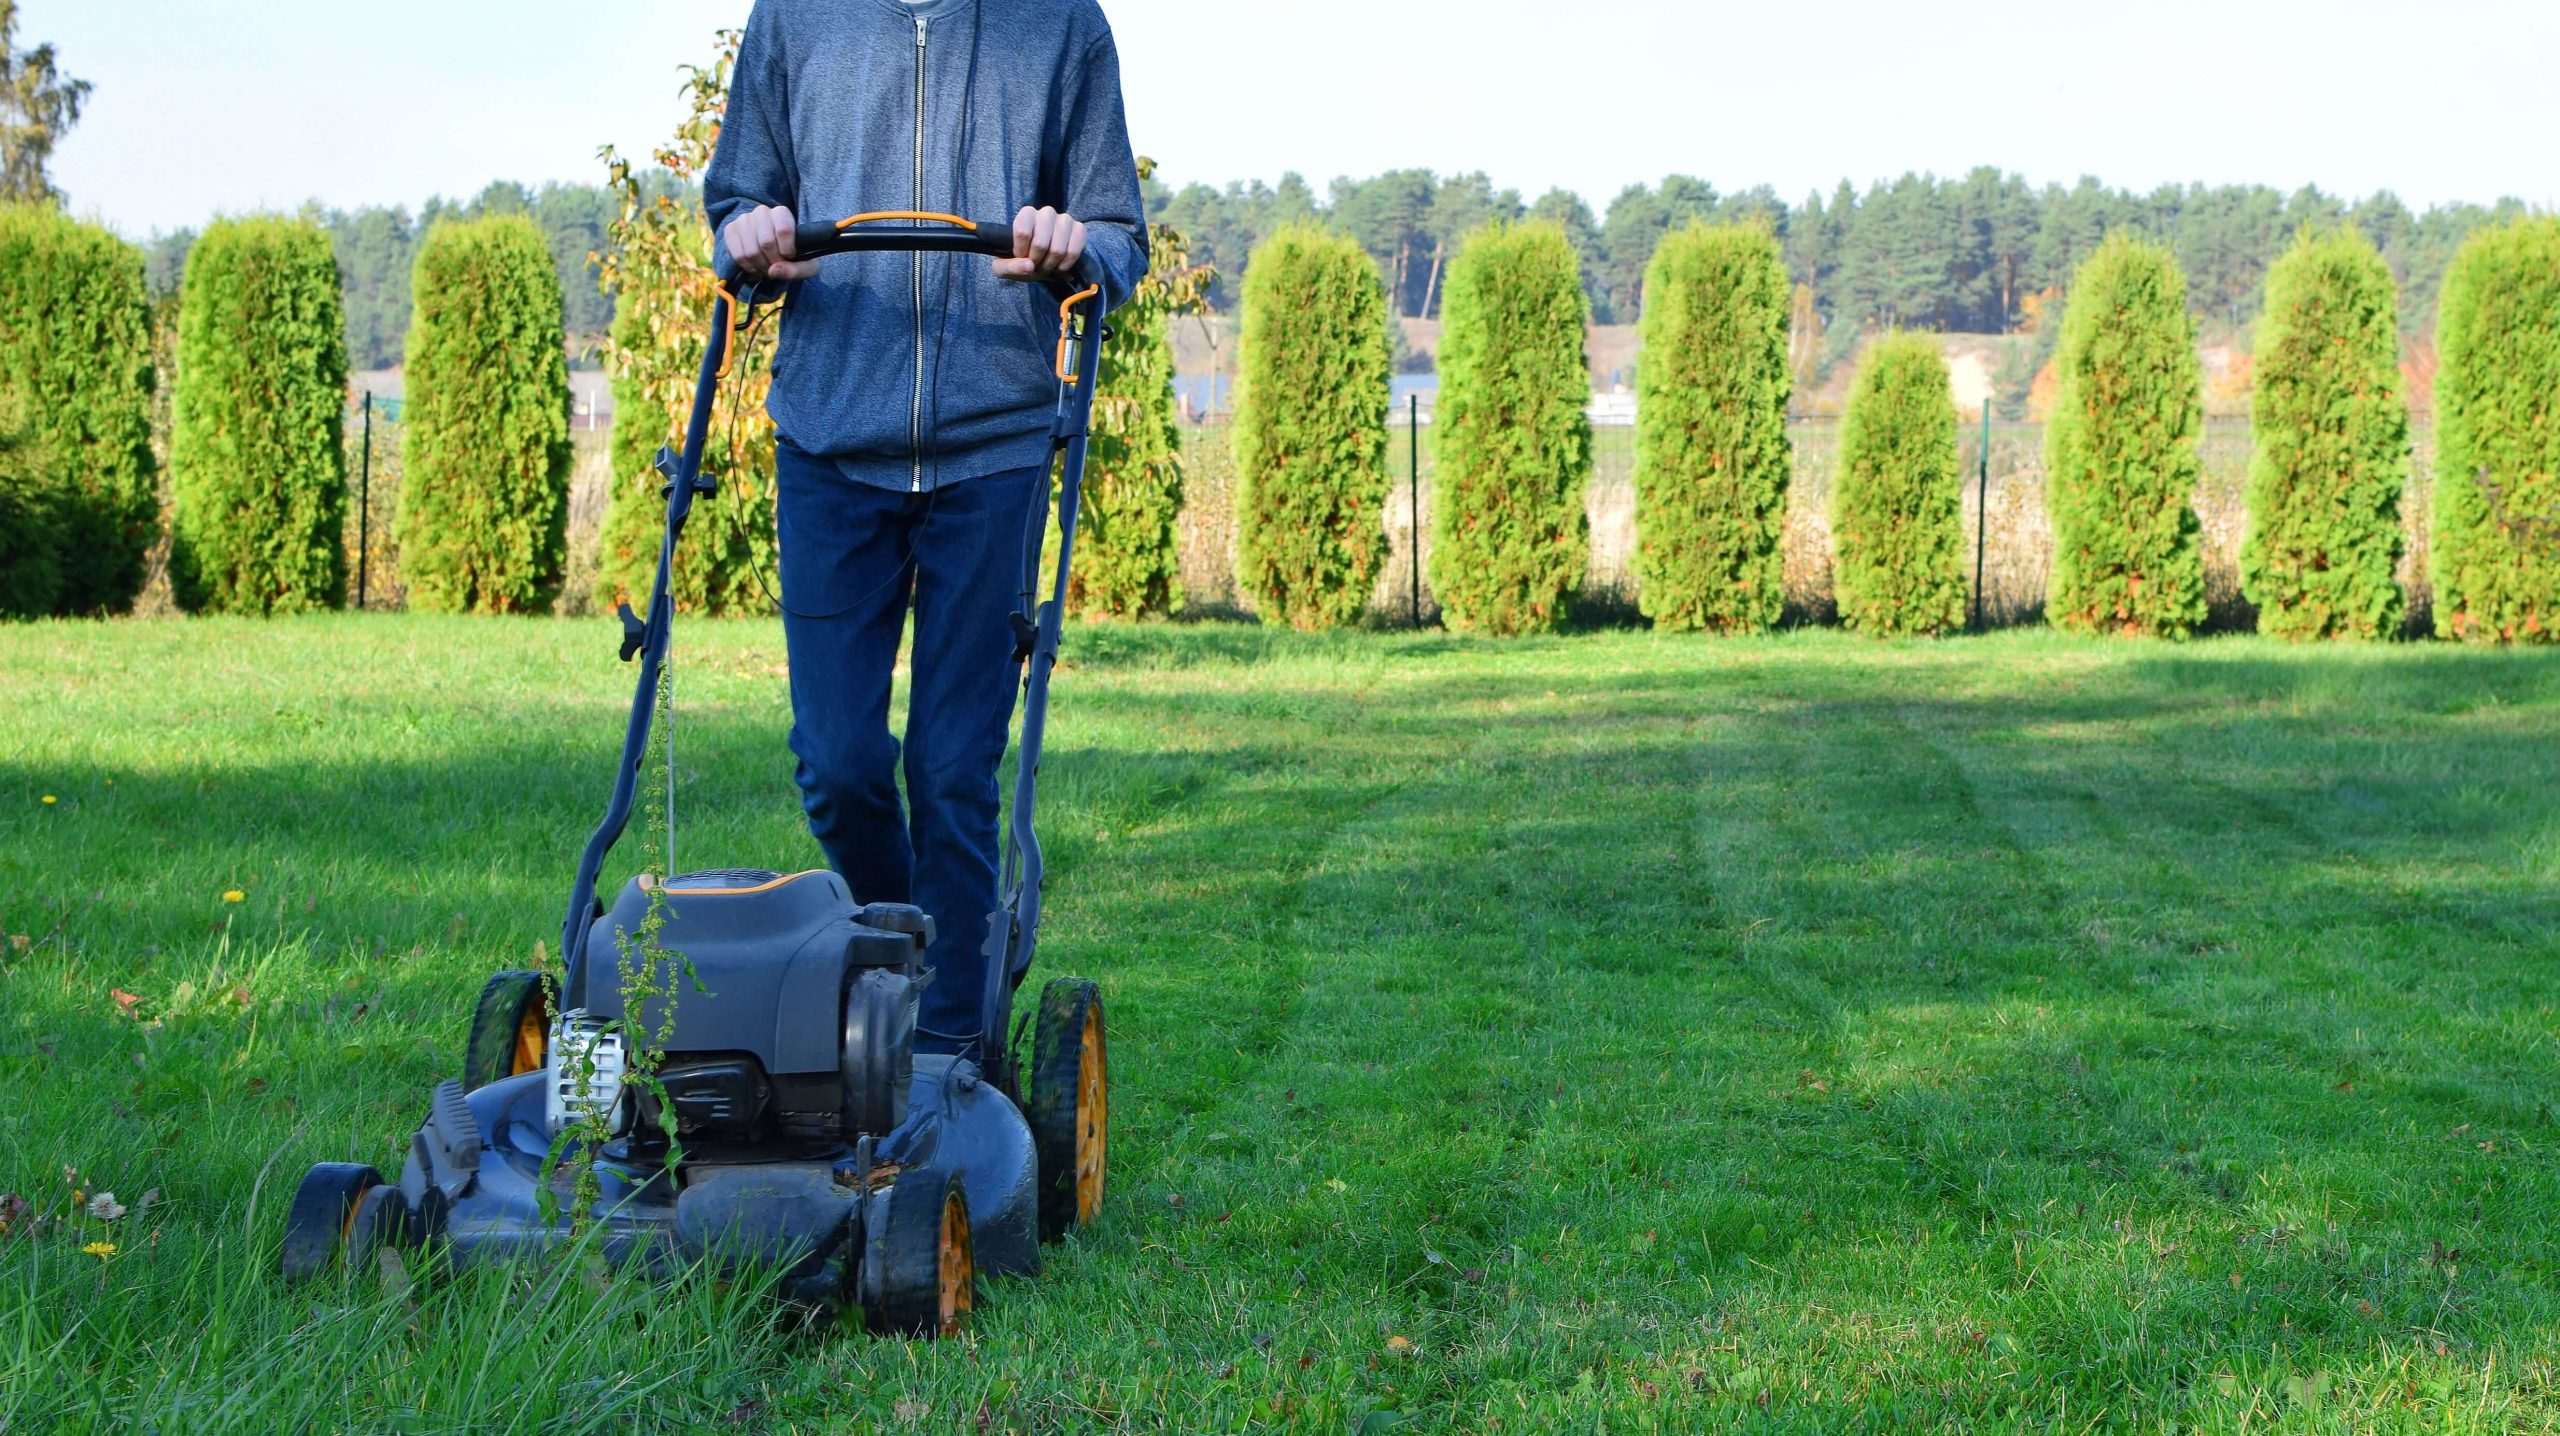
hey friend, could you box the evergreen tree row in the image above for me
[1155,166,2525,349]
[1225,215,2560,645]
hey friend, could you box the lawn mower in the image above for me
[279,214,1112,1336]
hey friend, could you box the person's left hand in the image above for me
[992,206,1088,283]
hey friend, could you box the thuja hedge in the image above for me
[170,216,349,615]
[1233,222,1392,630]
[2240,227,2408,641]
[396,215,573,614]
[1632,223,1792,633]
[0,205,157,619]
[1429,220,1592,635]
[1072,217,1206,620]
[2044,233,2206,638]
[2431,218,2560,643]
[1831,333,1965,637]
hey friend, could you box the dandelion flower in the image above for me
[222,890,245,904]
[82,1241,116,1260]
[40,795,55,806]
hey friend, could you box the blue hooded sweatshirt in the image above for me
[705,0,1148,492]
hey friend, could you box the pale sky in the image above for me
[38,0,2560,240]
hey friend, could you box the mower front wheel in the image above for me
[278,1162,384,1282]
[1028,977,1107,1241]
[859,1170,974,1338]
[461,970,552,1092]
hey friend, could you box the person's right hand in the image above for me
[722,205,819,282]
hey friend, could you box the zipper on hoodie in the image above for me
[910,14,927,493]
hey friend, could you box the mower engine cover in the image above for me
[564,869,932,1148]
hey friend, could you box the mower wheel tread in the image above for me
[861,1169,973,1338]
[1028,977,1107,1241]
[278,1163,382,1282]
[461,970,552,1092]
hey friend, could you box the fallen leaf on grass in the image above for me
[1384,1336,1415,1356]
[1324,1179,1349,1194]
[112,990,142,1015]
[8,934,26,953]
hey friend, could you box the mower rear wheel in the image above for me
[860,1170,974,1338]
[461,970,551,1092]
[1028,978,1107,1241]
[278,1163,383,1282]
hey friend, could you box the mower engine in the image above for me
[556,869,930,1160]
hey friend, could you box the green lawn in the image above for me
[3,619,2558,1433]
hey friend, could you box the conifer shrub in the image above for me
[2044,233,2206,638]
[2239,227,2408,641]
[2430,218,2560,643]
[0,205,156,616]
[169,216,349,615]
[1632,223,1792,633]
[0,424,61,620]
[396,214,574,613]
[1428,220,1592,635]
[1831,333,1965,636]
[1233,222,1392,630]
[1073,213,1209,620]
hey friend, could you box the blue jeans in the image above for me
[774,443,1042,1054]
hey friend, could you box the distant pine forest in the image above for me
[139,166,2529,375]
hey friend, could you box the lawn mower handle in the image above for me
[717,212,1057,308]
[562,224,1108,1030]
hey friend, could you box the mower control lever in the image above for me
[616,604,647,663]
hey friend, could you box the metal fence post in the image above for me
[1409,393,1422,629]
[1971,402,1990,632]
[359,392,372,612]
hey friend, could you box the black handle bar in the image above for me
[715,213,1020,299]
[793,217,1017,260]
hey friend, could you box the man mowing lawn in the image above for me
[708,0,1146,1056]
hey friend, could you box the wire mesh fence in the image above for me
[1178,415,2440,633]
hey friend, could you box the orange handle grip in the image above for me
[1055,284,1102,384]
[834,211,979,232]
